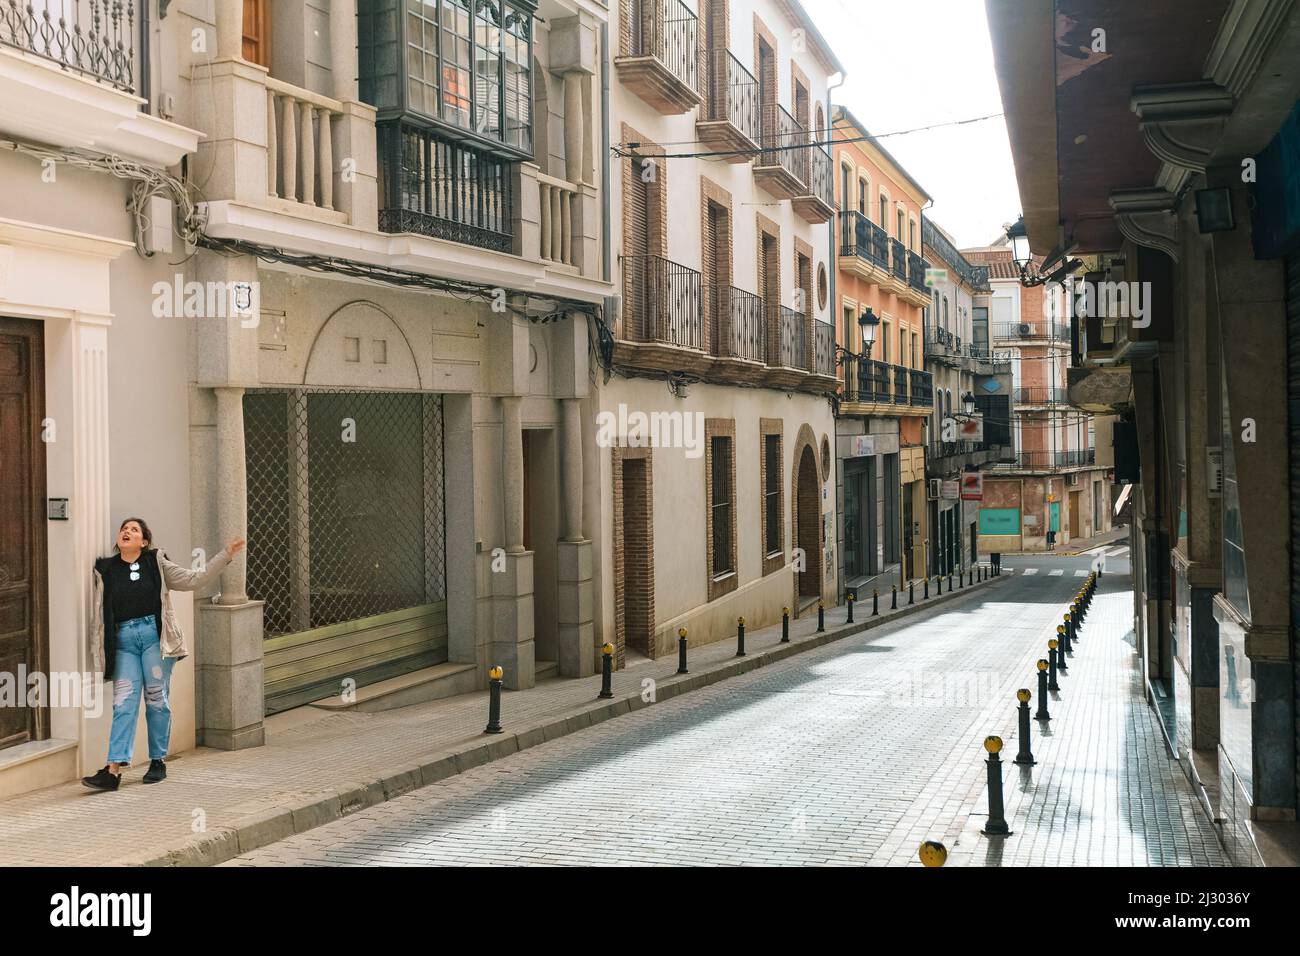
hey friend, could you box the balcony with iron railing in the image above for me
[813,320,836,378]
[778,306,808,370]
[909,369,934,408]
[697,48,760,159]
[1014,386,1069,406]
[924,328,963,367]
[708,284,766,364]
[753,102,806,200]
[621,253,704,352]
[892,363,909,405]
[907,251,931,299]
[0,0,200,168]
[0,0,137,91]
[993,320,1070,342]
[792,145,835,224]
[990,448,1098,472]
[837,211,891,285]
[616,0,700,114]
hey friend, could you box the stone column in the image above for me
[563,72,584,186]
[502,396,525,553]
[330,0,358,101]
[561,397,583,541]
[215,0,243,60]
[213,386,249,604]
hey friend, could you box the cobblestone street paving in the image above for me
[227,552,1227,866]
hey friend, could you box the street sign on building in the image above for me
[956,415,983,441]
[941,480,960,500]
[959,472,983,500]
[851,435,876,458]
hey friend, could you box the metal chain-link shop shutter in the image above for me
[244,388,447,713]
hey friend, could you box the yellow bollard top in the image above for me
[919,841,948,867]
[1037,659,1049,671]
[1056,624,1065,634]
[488,665,504,681]
[1017,688,1031,703]
[602,642,614,656]
[783,606,789,615]
[984,735,1003,754]
[738,616,745,626]
[1048,638,1058,650]
[678,627,687,639]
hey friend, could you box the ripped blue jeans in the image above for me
[106,615,176,765]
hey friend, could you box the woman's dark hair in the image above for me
[114,517,153,551]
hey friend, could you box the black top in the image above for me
[106,553,161,626]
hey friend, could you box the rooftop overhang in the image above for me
[985,0,1232,254]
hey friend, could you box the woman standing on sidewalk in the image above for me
[82,518,245,792]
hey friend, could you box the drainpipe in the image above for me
[601,22,611,284]
[826,73,846,348]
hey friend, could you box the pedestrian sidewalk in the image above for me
[0,570,1007,867]
[945,580,1227,866]
[983,525,1128,559]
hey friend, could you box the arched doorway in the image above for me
[796,445,822,599]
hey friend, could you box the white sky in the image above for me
[801,0,1021,249]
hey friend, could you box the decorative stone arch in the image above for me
[303,300,422,389]
[789,422,824,604]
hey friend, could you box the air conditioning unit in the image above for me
[928,479,942,500]
[1066,472,1081,487]
[1018,323,1033,336]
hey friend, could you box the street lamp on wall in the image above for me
[961,391,976,416]
[1005,215,1082,288]
[858,307,880,357]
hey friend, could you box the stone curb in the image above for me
[122,573,1009,866]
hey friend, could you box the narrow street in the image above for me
[225,550,1223,867]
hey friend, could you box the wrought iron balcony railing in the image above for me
[1,0,137,93]
[892,363,909,404]
[627,0,698,92]
[1014,386,1069,405]
[993,321,1070,341]
[758,102,805,185]
[838,211,889,269]
[909,369,934,407]
[778,306,808,370]
[799,144,834,208]
[623,254,704,350]
[704,48,760,144]
[708,284,765,362]
[1055,448,1097,467]
[377,122,514,252]
[814,320,835,376]
[907,251,929,293]
[890,238,908,281]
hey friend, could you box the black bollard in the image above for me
[1056,624,1069,672]
[1048,640,1060,691]
[817,601,825,633]
[892,584,898,609]
[1014,689,1036,766]
[781,606,790,643]
[908,581,914,605]
[981,737,1012,836]
[484,666,504,734]
[924,577,930,599]
[676,627,689,674]
[872,589,879,617]
[937,575,942,595]
[847,592,855,624]
[1034,661,1051,721]
[598,642,615,698]
[736,617,746,657]
[958,567,964,589]
[948,572,953,592]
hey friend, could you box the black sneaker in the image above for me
[142,759,167,784]
[82,766,121,792]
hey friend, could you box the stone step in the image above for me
[308,662,479,713]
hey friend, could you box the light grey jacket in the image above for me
[90,546,233,674]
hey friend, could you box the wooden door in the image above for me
[242,0,271,68]
[1069,490,1081,538]
[0,319,48,751]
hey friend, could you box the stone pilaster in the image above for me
[214,0,243,60]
